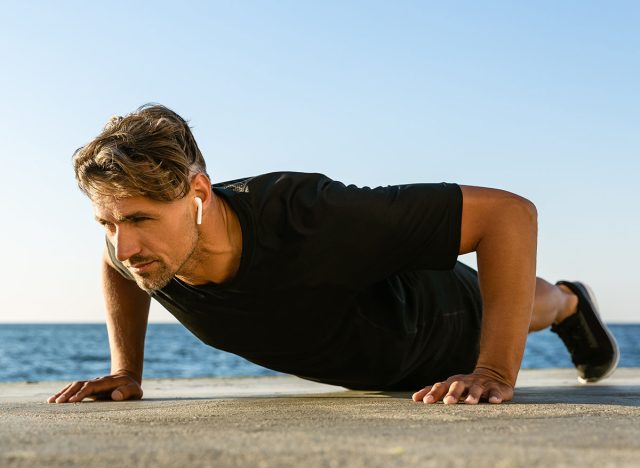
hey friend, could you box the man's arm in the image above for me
[413,185,538,404]
[47,248,151,403]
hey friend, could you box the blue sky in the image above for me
[0,1,637,322]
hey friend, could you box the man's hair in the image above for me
[72,103,208,201]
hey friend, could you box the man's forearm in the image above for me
[102,257,151,383]
[474,199,538,386]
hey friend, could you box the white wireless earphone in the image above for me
[194,197,203,225]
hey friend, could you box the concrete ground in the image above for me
[1,368,639,467]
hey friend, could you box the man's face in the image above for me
[93,194,199,292]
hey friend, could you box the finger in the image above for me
[488,388,503,404]
[111,382,143,401]
[47,383,73,404]
[424,381,449,404]
[412,386,433,402]
[443,380,466,405]
[68,376,133,403]
[54,382,85,404]
[68,381,97,403]
[464,384,485,405]
[87,391,116,401]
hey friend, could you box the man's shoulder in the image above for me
[212,171,333,195]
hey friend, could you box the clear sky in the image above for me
[0,1,637,323]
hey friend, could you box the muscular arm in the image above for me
[413,185,538,404]
[47,248,151,403]
[102,247,151,382]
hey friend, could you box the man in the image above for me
[48,104,619,405]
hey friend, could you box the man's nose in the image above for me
[114,226,141,262]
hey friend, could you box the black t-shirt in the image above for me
[107,172,464,389]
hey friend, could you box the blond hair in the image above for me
[72,104,208,201]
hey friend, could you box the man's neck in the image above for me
[176,193,243,286]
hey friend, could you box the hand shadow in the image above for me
[377,384,640,407]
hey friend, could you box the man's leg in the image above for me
[528,276,619,383]
[529,278,578,332]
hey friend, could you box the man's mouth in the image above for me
[128,260,156,274]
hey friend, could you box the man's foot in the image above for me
[551,281,620,384]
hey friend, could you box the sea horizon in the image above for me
[1,323,639,383]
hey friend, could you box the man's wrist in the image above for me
[111,368,142,384]
[472,365,516,387]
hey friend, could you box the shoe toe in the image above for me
[577,359,618,383]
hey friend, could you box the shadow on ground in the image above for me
[377,385,640,406]
[132,384,640,407]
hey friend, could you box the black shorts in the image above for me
[384,261,483,390]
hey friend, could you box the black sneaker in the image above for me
[550,280,620,383]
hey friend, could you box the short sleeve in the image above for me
[252,173,463,290]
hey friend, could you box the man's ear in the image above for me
[190,173,212,209]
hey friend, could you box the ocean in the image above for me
[1,324,638,383]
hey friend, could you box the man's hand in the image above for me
[47,373,143,404]
[411,369,514,405]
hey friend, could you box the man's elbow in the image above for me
[506,194,538,227]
